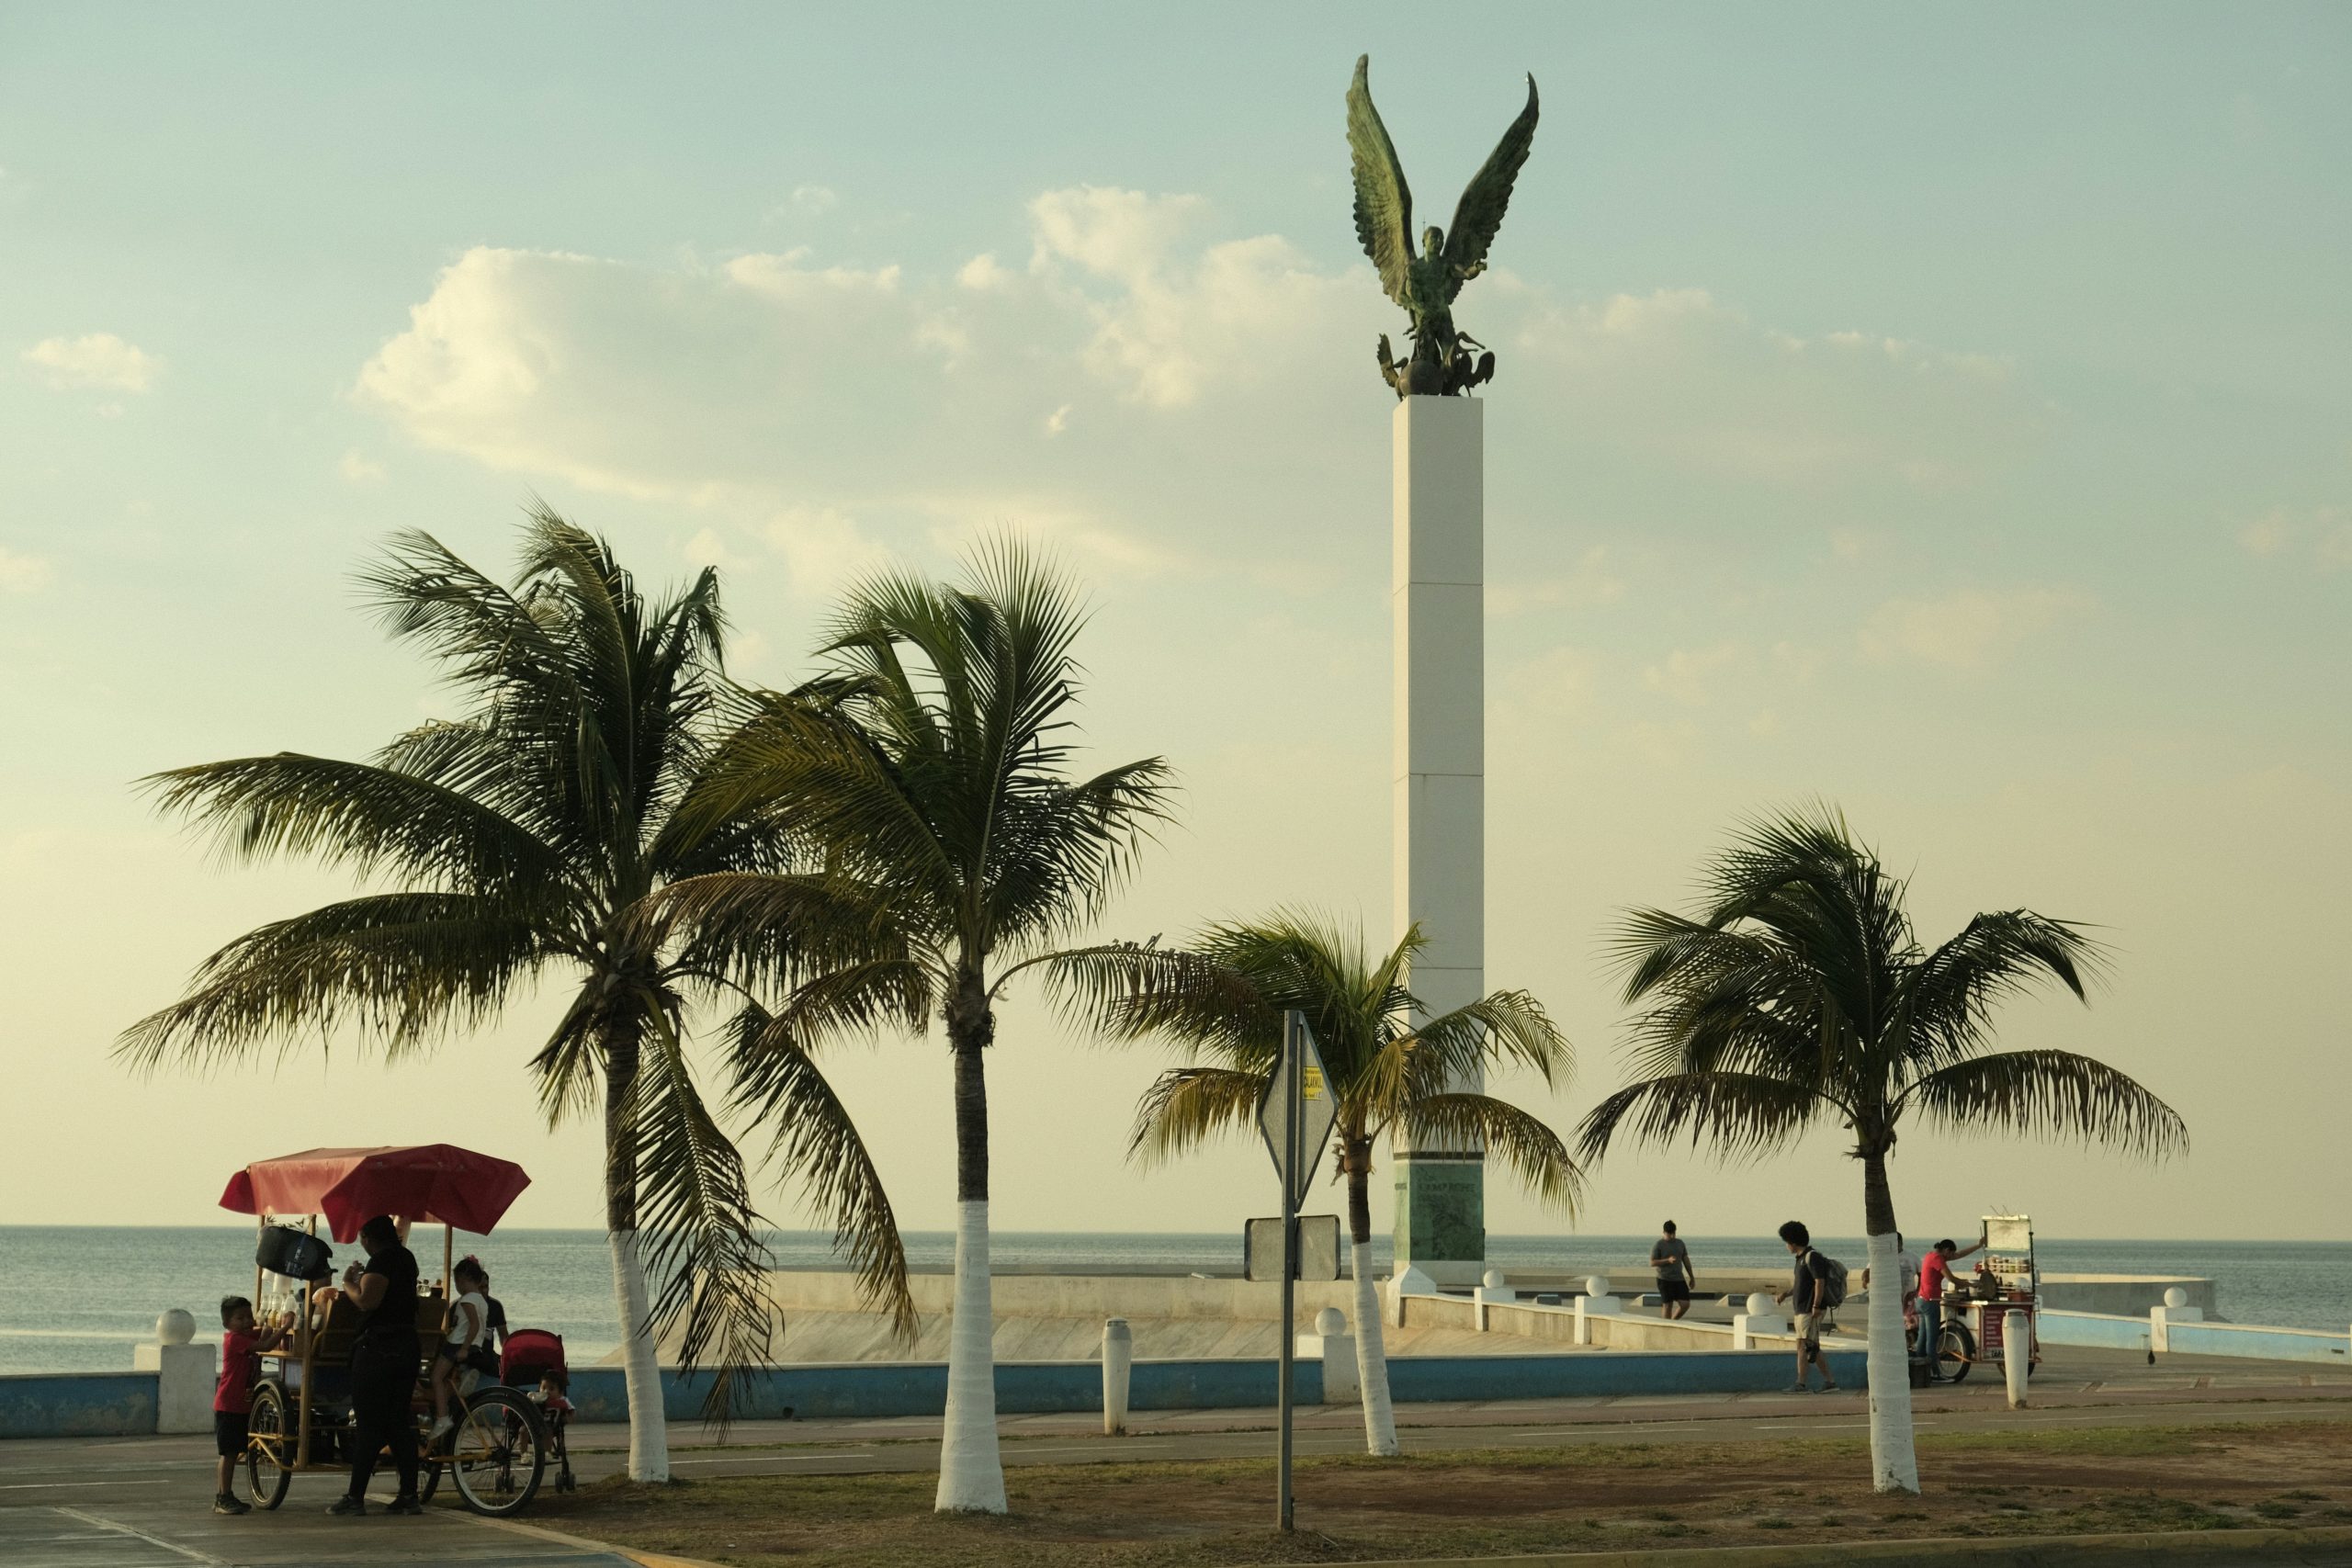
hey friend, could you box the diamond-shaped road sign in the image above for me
[1256,1012,1339,1209]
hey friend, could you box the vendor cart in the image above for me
[219,1144,550,1516]
[1927,1213,2041,1383]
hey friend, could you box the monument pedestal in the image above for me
[1390,394,1486,1289]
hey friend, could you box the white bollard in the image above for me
[1102,1317,1132,1436]
[2003,1310,2030,1409]
[1300,1307,1358,1404]
[2149,1295,2202,1353]
[135,1309,214,1435]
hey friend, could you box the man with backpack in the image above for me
[1773,1220,1844,1393]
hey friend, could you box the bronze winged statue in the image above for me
[1348,55,1539,398]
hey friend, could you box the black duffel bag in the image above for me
[255,1224,332,1280]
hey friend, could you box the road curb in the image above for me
[1322,1525,2352,1568]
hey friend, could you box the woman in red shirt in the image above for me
[1915,1225,1987,1364]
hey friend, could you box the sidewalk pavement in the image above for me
[1,1346,2344,1565]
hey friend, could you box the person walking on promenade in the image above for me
[1917,1224,1987,1364]
[329,1214,423,1517]
[1773,1220,1840,1393]
[1650,1222,1696,1320]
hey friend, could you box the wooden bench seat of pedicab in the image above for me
[294,1292,451,1370]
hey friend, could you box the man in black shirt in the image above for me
[328,1214,423,1517]
[1772,1219,1840,1394]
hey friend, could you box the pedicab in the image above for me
[220,1144,553,1516]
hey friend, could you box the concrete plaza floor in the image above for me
[1,1347,2344,1566]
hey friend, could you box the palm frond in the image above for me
[117,894,550,1071]
[622,1007,779,1432]
[724,1003,916,1341]
[140,754,568,897]
[1126,1067,1266,1167]
[1405,1093,1583,1213]
[1900,912,2105,1072]
[1574,1071,1831,1165]
[1900,1049,2186,1157]
[1028,941,1264,1047]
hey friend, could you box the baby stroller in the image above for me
[499,1329,576,1494]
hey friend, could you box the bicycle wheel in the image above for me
[1936,1321,1975,1383]
[244,1381,293,1511]
[444,1386,547,1517]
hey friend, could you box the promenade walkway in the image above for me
[1,1347,2343,1565]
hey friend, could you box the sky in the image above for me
[4,3,2348,1247]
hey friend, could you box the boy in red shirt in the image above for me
[212,1295,288,1515]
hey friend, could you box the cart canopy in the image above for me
[219,1145,531,1242]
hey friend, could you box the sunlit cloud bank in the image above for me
[355,188,2038,607]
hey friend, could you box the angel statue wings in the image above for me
[1348,55,1540,398]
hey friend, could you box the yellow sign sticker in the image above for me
[1302,1066,1326,1100]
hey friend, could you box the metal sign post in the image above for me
[1255,1010,1335,1533]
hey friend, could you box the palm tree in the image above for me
[1575,807,2185,1495]
[117,510,912,1481]
[643,541,1176,1514]
[1066,912,1579,1457]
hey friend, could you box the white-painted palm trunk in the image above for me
[607,1229,670,1483]
[934,1199,1006,1513]
[1863,1229,1919,1494]
[1350,1245,1399,1456]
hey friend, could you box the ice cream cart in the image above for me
[1928,1213,2041,1383]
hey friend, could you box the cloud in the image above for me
[1858,587,2082,672]
[21,333,161,392]
[351,191,2039,600]
[337,449,387,483]
[1488,547,1626,615]
[1026,186,1369,409]
[2238,505,2350,570]
[1513,288,2029,489]
[1641,641,1744,705]
[789,184,838,214]
[1501,645,1599,719]
[0,546,52,592]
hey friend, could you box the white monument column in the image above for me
[1391,394,1485,1288]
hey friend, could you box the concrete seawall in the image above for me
[0,1348,1868,1439]
[0,1373,159,1440]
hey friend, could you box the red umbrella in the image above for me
[219,1145,532,1242]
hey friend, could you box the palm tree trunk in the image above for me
[603,1018,670,1483]
[935,990,1006,1514]
[1860,1145,1919,1495]
[1344,1152,1399,1457]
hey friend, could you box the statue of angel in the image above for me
[1347,55,1540,398]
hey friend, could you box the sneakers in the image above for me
[1786,1382,1813,1393]
[428,1416,453,1442]
[326,1494,366,1517]
[384,1494,424,1516]
[211,1494,251,1516]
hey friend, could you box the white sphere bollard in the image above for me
[1583,1276,1611,1300]
[1316,1306,1347,1336]
[1483,1268,1509,1292]
[1746,1292,1775,1319]
[156,1309,197,1346]
[2163,1287,2188,1309]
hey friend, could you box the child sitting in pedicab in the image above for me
[428,1256,494,1448]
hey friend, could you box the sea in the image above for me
[3,1226,2346,1375]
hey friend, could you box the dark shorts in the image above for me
[213,1410,249,1458]
[1657,1277,1691,1304]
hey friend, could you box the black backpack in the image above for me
[1811,1250,1850,1311]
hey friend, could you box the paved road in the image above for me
[3,1347,2343,1565]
